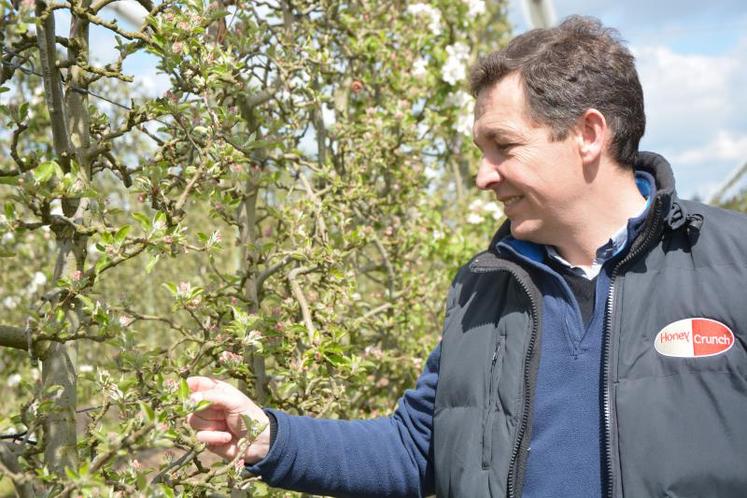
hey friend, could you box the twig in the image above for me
[297,171,328,243]
[10,123,30,171]
[256,254,291,291]
[77,9,149,41]
[150,448,195,485]
[287,266,316,342]
[361,302,393,320]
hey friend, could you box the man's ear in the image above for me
[575,108,607,164]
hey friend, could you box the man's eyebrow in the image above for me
[473,127,522,144]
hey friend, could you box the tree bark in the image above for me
[34,0,90,478]
[238,182,267,405]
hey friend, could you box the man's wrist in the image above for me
[243,411,275,464]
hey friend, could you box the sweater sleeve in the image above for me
[245,342,441,498]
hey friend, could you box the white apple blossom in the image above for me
[432,229,445,240]
[7,374,22,387]
[176,281,192,297]
[406,3,442,35]
[468,198,504,221]
[28,271,48,294]
[468,198,485,212]
[483,201,504,220]
[448,89,476,135]
[412,57,429,78]
[3,296,19,309]
[464,0,486,17]
[467,212,485,225]
[2,232,14,243]
[455,108,474,136]
[167,166,183,176]
[79,364,94,373]
[441,42,470,85]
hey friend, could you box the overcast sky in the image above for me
[508,0,747,200]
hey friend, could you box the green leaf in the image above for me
[0,176,19,186]
[139,401,155,421]
[158,484,176,498]
[18,102,29,121]
[178,378,189,400]
[32,161,63,184]
[114,225,131,244]
[4,202,15,220]
[146,254,160,274]
[95,254,109,274]
[77,294,94,310]
[132,212,151,231]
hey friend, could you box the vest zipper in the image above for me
[482,336,505,468]
[469,259,540,497]
[601,197,664,498]
[505,276,540,498]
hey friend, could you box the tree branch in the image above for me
[287,266,316,343]
[35,0,73,171]
[0,324,31,351]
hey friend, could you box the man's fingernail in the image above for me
[191,393,203,402]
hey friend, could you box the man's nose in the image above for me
[475,156,502,190]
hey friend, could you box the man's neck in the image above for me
[553,175,647,267]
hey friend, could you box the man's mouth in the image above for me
[500,196,523,208]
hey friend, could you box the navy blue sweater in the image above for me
[248,175,653,497]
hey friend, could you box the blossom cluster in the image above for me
[467,198,504,225]
[442,42,470,86]
[464,0,486,17]
[448,90,475,137]
[406,3,442,35]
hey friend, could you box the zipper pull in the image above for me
[686,213,704,244]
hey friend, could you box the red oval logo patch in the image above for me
[655,318,734,358]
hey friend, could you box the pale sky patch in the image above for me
[668,131,747,166]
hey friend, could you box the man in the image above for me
[187,16,747,498]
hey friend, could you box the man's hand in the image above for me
[186,376,271,464]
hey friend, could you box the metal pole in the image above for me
[520,0,556,29]
[708,160,747,205]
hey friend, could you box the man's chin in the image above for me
[508,220,544,244]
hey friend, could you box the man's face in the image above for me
[472,73,586,246]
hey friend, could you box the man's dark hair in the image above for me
[469,16,645,167]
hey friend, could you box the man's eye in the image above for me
[497,143,515,150]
